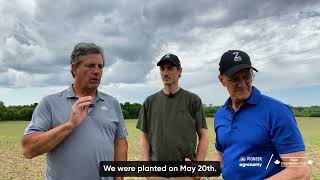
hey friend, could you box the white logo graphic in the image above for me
[233,52,242,62]
[239,156,246,162]
[239,163,262,168]
[165,53,171,59]
[239,156,263,168]
[266,154,274,170]
[101,106,108,111]
[307,160,313,165]
[274,160,281,164]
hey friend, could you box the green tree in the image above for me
[0,101,6,121]
[120,102,142,119]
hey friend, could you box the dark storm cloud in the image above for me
[0,0,320,88]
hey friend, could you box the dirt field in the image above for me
[0,117,319,179]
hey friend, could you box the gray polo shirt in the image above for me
[24,85,128,180]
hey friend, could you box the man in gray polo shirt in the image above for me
[22,42,128,180]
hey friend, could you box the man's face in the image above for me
[72,53,104,90]
[219,68,254,103]
[159,62,181,86]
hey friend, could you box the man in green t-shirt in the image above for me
[136,53,208,165]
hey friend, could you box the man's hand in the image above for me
[185,158,204,180]
[68,96,93,128]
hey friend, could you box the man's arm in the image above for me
[215,150,223,168]
[113,137,128,180]
[22,123,74,159]
[140,132,150,161]
[196,128,208,161]
[21,96,92,159]
[114,138,128,161]
[265,151,310,180]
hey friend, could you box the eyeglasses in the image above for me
[227,73,255,86]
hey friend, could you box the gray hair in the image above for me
[70,42,105,77]
[70,42,105,66]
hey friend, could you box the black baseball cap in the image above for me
[157,53,181,68]
[219,50,258,77]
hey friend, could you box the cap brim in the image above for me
[224,64,258,77]
[156,60,163,66]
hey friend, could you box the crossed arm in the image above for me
[22,122,75,159]
[22,96,128,162]
[22,125,128,162]
[21,96,93,159]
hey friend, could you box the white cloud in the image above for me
[0,0,319,106]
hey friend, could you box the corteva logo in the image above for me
[233,52,242,62]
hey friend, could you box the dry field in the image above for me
[0,117,319,179]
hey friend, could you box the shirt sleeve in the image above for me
[270,104,305,154]
[24,97,52,135]
[114,100,128,139]
[136,100,148,133]
[214,117,223,152]
[215,136,223,152]
[193,95,207,130]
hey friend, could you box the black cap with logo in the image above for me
[157,53,181,68]
[219,50,258,77]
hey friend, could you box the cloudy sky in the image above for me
[0,0,319,106]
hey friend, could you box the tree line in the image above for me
[0,100,319,121]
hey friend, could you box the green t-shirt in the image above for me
[136,88,207,161]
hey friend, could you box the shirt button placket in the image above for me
[231,111,237,129]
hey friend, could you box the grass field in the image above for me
[0,117,319,180]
